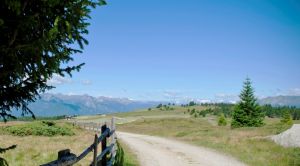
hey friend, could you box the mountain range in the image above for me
[17,93,159,117]
[13,94,300,117]
[258,95,300,108]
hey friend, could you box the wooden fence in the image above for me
[41,118,117,166]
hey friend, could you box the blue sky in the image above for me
[49,0,300,102]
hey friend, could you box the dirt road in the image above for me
[271,124,300,147]
[117,132,246,166]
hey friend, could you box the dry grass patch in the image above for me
[0,124,96,166]
[118,117,300,166]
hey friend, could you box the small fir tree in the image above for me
[281,110,293,125]
[156,104,162,108]
[231,78,264,128]
[218,113,227,126]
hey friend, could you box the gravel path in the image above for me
[117,132,246,166]
[271,124,300,147]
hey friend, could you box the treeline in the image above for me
[261,104,300,120]
[181,101,197,107]
[181,102,300,120]
[156,103,175,111]
[186,103,235,118]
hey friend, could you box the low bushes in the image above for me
[0,121,74,136]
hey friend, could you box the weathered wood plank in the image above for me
[101,124,107,166]
[40,149,77,166]
[93,134,98,166]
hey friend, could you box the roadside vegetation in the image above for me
[116,141,140,166]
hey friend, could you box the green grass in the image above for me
[0,121,74,136]
[116,108,300,166]
[118,140,139,166]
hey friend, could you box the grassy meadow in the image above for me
[1,105,299,166]
[119,106,300,166]
[77,105,300,166]
[0,121,95,165]
[0,120,137,166]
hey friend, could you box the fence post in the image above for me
[111,117,116,158]
[93,134,98,166]
[101,124,107,166]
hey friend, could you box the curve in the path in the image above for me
[117,132,246,166]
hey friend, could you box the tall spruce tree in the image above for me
[0,0,106,121]
[0,1,106,164]
[231,78,264,128]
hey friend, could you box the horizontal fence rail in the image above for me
[41,118,117,166]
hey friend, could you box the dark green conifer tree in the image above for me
[231,78,264,128]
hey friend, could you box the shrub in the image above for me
[199,111,206,117]
[218,113,227,126]
[42,121,55,126]
[189,101,196,106]
[281,110,293,125]
[1,121,74,136]
[156,104,162,108]
[199,108,213,117]
[190,109,196,115]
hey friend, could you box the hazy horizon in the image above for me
[40,92,300,104]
